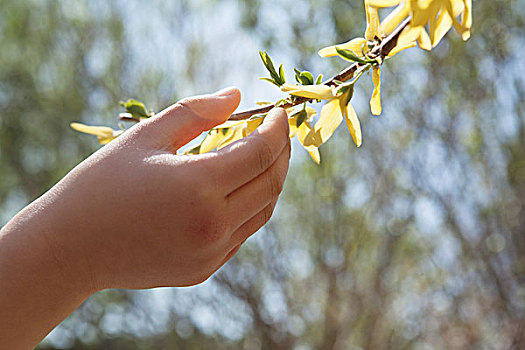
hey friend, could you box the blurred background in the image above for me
[1,0,524,349]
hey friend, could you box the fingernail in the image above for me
[214,87,239,97]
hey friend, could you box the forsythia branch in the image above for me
[71,0,472,164]
[229,18,411,121]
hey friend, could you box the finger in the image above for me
[135,87,241,151]
[219,243,243,267]
[226,139,290,230]
[211,107,289,194]
[229,199,278,246]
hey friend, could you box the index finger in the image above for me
[212,108,289,195]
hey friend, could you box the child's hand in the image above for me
[40,87,291,291]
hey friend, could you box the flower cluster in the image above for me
[71,0,472,164]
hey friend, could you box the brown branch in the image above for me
[228,17,411,121]
[119,18,411,124]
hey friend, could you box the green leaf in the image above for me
[294,69,315,85]
[296,109,307,127]
[339,85,355,106]
[316,74,323,85]
[300,72,314,85]
[300,71,314,84]
[260,51,277,76]
[259,77,281,87]
[120,99,149,118]
[294,69,303,84]
[275,98,289,107]
[278,64,286,85]
[259,51,285,86]
[335,47,370,64]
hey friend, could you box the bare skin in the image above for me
[0,87,291,349]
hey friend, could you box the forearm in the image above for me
[0,194,91,349]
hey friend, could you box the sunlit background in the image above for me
[1,0,524,349]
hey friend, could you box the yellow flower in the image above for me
[281,83,335,100]
[318,38,368,59]
[304,88,362,149]
[370,67,382,115]
[288,107,321,164]
[281,83,362,149]
[365,0,381,41]
[319,1,414,60]
[198,116,265,154]
[368,0,472,49]
[318,1,422,117]
[70,123,123,145]
[200,129,227,153]
[217,126,245,150]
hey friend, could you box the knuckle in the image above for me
[267,171,284,198]
[263,204,274,224]
[195,211,229,245]
[254,138,274,172]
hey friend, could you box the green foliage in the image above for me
[335,46,373,64]
[119,99,152,119]
[294,68,315,85]
[259,50,286,86]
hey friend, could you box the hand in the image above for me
[1,87,291,348]
[36,87,291,291]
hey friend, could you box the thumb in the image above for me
[139,87,241,150]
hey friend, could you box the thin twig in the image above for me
[228,18,411,121]
[118,18,411,124]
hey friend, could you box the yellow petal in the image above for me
[305,106,317,119]
[379,2,411,35]
[442,0,468,37]
[243,117,264,137]
[288,109,301,138]
[461,29,471,41]
[308,98,344,147]
[318,38,367,58]
[200,129,223,153]
[297,121,321,164]
[307,149,321,164]
[396,25,422,49]
[71,123,114,137]
[370,67,382,116]
[289,120,299,138]
[430,5,452,47]
[217,126,245,150]
[290,107,317,138]
[345,103,362,147]
[411,0,438,27]
[70,123,120,144]
[281,84,334,100]
[462,0,472,28]
[450,0,466,16]
[417,27,432,51]
[461,0,472,40]
[365,2,380,41]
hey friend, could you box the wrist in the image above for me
[0,190,95,348]
[25,189,99,296]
